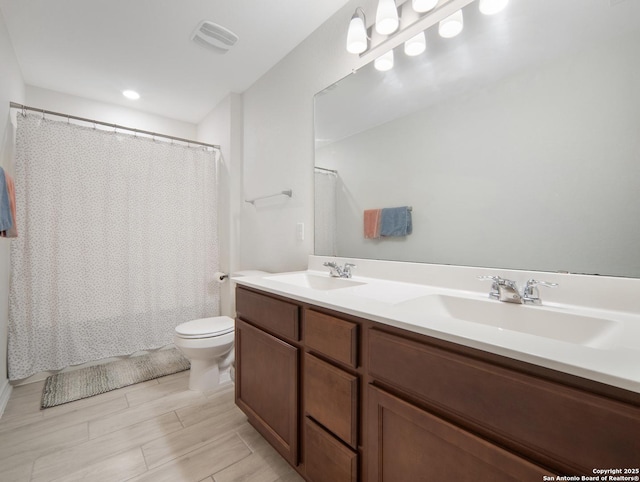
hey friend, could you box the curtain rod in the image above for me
[9,102,221,150]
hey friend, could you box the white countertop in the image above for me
[233,267,640,394]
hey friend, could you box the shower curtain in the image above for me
[314,169,337,256]
[8,114,219,380]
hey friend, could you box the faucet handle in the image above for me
[477,275,502,299]
[523,279,558,304]
[524,279,558,290]
[342,263,356,278]
[323,261,341,277]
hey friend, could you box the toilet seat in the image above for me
[175,316,234,339]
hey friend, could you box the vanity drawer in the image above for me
[236,287,299,341]
[304,353,358,448]
[304,417,358,482]
[368,329,640,473]
[304,309,358,368]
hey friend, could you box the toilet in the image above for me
[174,316,235,391]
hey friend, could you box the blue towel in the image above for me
[0,167,13,232]
[380,206,412,237]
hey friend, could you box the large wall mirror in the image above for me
[314,0,640,277]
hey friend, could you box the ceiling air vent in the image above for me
[191,20,238,54]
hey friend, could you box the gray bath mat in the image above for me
[41,348,190,409]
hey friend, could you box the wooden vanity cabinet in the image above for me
[235,288,300,466]
[235,286,640,481]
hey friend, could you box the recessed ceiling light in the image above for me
[122,90,140,100]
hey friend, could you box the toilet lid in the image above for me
[175,316,234,338]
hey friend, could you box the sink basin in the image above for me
[266,273,366,291]
[395,294,620,346]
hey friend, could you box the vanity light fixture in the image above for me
[404,31,426,56]
[346,8,368,54]
[479,0,509,15]
[412,0,438,13]
[375,0,400,35]
[438,9,463,38]
[122,90,140,100]
[374,49,394,71]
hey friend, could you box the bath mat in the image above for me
[40,348,190,409]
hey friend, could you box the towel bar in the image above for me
[245,189,292,205]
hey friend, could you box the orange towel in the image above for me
[5,173,17,238]
[364,209,381,239]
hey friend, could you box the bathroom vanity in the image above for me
[234,267,640,482]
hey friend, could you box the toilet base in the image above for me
[188,359,229,391]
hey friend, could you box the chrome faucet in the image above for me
[323,261,356,278]
[478,275,522,303]
[478,276,558,305]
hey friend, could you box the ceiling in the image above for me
[0,0,351,124]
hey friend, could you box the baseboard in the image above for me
[0,378,13,418]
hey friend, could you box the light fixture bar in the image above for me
[358,0,473,64]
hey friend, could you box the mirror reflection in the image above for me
[314,0,640,277]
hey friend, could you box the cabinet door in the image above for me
[367,385,550,482]
[236,318,298,465]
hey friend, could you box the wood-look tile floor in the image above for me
[0,370,304,482]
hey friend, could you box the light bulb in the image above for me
[376,0,399,35]
[479,0,509,15]
[374,50,394,71]
[438,9,463,38]
[346,10,367,54]
[412,0,438,13]
[404,32,426,56]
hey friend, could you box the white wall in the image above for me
[240,0,373,273]
[197,94,243,316]
[0,7,25,414]
[316,34,640,277]
[26,86,196,139]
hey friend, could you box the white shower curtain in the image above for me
[8,114,219,380]
[314,169,337,256]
